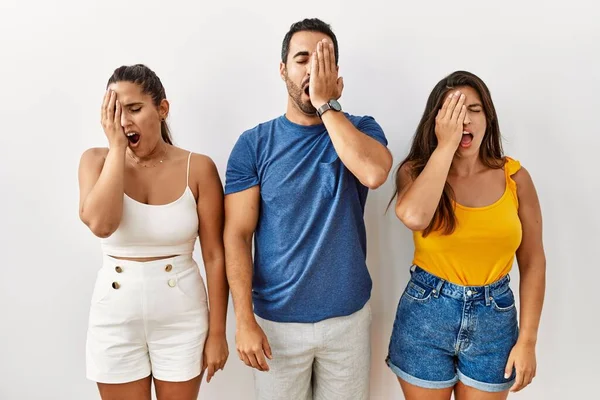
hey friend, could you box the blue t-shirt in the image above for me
[224,113,388,323]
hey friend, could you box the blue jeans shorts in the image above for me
[386,265,519,393]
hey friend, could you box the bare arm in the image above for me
[194,155,230,382]
[394,148,455,231]
[224,186,272,371]
[395,91,466,231]
[322,111,392,189]
[195,155,229,336]
[78,146,126,238]
[224,187,259,324]
[78,90,130,238]
[310,39,391,189]
[505,167,546,392]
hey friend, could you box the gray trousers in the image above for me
[253,302,372,400]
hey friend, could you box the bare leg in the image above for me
[398,377,454,400]
[97,375,152,400]
[454,381,509,400]
[154,372,203,400]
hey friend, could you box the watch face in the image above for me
[329,99,342,111]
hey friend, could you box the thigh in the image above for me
[454,381,509,400]
[398,378,454,400]
[146,266,209,383]
[253,314,316,400]
[97,375,152,400]
[313,303,371,400]
[87,265,150,384]
[458,289,518,392]
[154,374,202,400]
[386,280,460,388]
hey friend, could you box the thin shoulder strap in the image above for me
[186,152,192,187]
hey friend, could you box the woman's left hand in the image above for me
[504,339,537,392]
[202,333,229,383]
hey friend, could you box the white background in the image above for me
[1,0,598,399]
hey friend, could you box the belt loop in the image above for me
[485,285,491,306]
[433,279,444,298]
[410,264,416,275]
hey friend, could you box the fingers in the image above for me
[438,91,454,120]
[101,90,110,123]
[254,352,270,371]
[237,349,251,367]
[310,50,318,78]
[329,41,336,72]
[206,364,215,383]
[504,355,515,381]
[114,100,121,127]
[510,368,525,392]
[450,93,466,122]
[106,90,116,122]
[457,103,467,126]
[263,337,273,360]
[322,40,331,75]
[317,41,325,75]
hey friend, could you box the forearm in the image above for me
[321,111,391,189]
[224,234,256,325]
[205,256,229,336]
[517,256,546,344]
[396,146,455,229]
[81,146,127,236]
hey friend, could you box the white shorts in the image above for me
[86,254,209,384]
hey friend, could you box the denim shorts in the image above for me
[386,265,519,393]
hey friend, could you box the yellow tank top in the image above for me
[412,157,522,286]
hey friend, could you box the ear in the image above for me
[279,62,287,81]
[158,99,170,120]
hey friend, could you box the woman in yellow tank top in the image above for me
[385,71,546,400]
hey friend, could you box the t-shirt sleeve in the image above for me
[224,132,259,195]
[357,115,388,147]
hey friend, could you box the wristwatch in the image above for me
[316,99,342,118]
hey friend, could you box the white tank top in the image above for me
[100,152,198,257]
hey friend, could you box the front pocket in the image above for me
[402,280,433,302]
[90,269,116,305]
[174,267,208,304]
[318,158,350,198]
[491,288,516,312]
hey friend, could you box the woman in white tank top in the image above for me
[78,64,229,400]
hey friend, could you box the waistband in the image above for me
[102,254,197,278]
[410,265,511,302]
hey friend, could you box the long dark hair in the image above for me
[106,64,173,145]
[390,71,505,236]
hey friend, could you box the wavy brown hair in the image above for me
[390,71,505,236]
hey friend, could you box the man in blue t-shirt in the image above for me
[223,18,392,400]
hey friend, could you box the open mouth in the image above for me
[460,132,473,148]
[303,85,310,96]
[126,132,140,144]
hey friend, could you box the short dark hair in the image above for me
[281,18,339,64]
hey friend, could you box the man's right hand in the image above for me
[236,320,273,371]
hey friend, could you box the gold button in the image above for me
[165,264,173,272]
[112,282,120,289]
[168,279,176,288]
[115,266,123,273]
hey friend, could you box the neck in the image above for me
[285,97,322,126]
[449,152,484,177]
[128,141,168,164]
